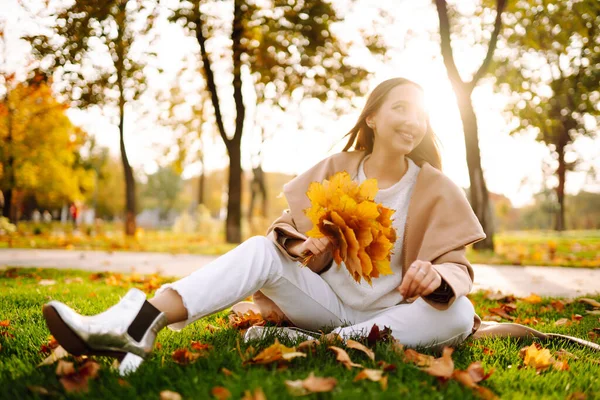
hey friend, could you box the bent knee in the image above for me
[447,296,475,335]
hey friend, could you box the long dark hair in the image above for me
[342,78,443,170]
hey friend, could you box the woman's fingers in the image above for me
[400,261,435,299]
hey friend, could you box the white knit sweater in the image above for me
[320,157,421,311]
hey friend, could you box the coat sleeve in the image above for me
[266,209,334,273]
[423,246,474,310]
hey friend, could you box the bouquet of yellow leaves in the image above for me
[304,171,396,285]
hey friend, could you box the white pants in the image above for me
[155,236,475,349]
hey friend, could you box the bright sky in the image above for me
[2,0,599,208]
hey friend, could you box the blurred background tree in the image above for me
[491,0,600,231]
[170,0,387,242]
[27,0,159,236]
[0,66,93,223]
[434,0,508,250]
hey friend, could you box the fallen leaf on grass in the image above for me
[366,324,393,345]
[329,346,363,369]
[191,341,212,352]
[56,360,101,393]
[353,368,384,382]
[38,279,57,286]
[488,304,516,321]
[245,339,305,365]
[422,347,454,379]
[38,345,69,366]
[229,310,267,330]
[221,367,235,377]
[521,294,542,304]
[40,335,59,354]
[241,388,266,400]
[285,372,338,396]
[346,339,375,361]
[585,310,600,316]
[550,300,566,312]
[555,318,570,326]
[403,349,434,367]
[0,320,9,327]
[520,344,567,373]
[212,386,231,399]
[377,360,397,372]
[297,339,320,352]
[579,298,600,308]
[172,348,203,365]
[206,324,220,333]
[160,390,182,400]
[27,386,51,396]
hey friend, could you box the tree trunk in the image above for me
[226,139,242,243]
[456,89,495,250]
[198,166,205,206]
[554,132,567,231]
[119,104,136,236]
[115,7,136,236]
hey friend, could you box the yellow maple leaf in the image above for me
[304,171,397,285]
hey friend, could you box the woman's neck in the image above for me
[363,150,409,188]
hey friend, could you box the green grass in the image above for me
[1,267,599,399]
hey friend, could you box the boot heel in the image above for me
[118,352,144,376]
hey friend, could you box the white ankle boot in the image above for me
[43,288,168,375]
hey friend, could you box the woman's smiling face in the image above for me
[366,83,428,156]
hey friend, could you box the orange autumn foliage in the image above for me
[304,171,396,284]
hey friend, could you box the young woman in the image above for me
[42,77,487,374]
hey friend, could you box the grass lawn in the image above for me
[1,268,599,399]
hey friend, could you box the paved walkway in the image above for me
[1,249,599,298]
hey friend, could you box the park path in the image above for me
[1,248,599,298]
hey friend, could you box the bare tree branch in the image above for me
[434,0,464,88]
[470,0,507,89]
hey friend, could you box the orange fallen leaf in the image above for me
[241,388,266,400]
[160,390,182,400]
[297,339,320,352]
[0,320,10,327]
[488,306,515,321]
[221,367,235,377]
[550,300,565,312]
[211,386,231,399]
[571,314,583,322]
[172,348,203,365]
[353,368,384,382]
[329,346,363,369]
[555,318,570,326]
[190,341,212,352]
[403,348,434,367]
[422,347,454,379]
[57,360,101,393]
[521,294,543,304]
[229,310,266,330]
[285,372,338,396]
[522,344,552,372]
[245,339,305,365]
[346,339,375,361]
[206,324,220,333]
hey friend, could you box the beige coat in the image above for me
[240,151,599,350]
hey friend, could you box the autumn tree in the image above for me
[491,0,600,231]
[0,71,94,222]
[434,0,507,250]
[27,0,158,235]
[154,58,212,207]
[170,0,384,243]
